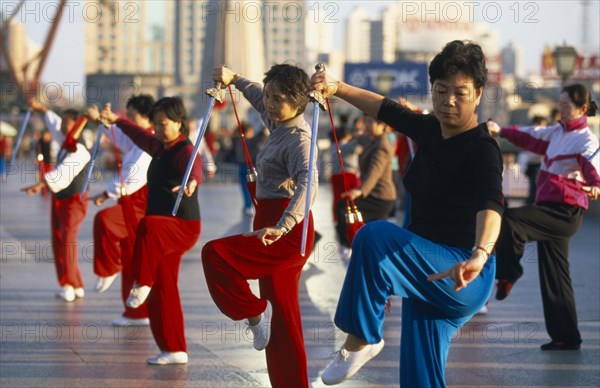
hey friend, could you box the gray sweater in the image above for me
[234,77,318,231]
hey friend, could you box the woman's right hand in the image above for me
[27,98,47,113]
[90,191,109,207]
[310,70,339,99]
[99,103,118,125]
[86,105,101,123]
[486,120,501,136]
[212,66,238,87]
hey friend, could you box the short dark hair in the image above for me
[127,94,155,117]
[429,40,488,89]
[149,97,190,136]
[562,84,597,117]
[263,64,310,114]
[531,115,547,126]
[61,109,79,121]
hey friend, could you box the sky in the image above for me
[2,0,599,88]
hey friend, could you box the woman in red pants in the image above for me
[202,64,317,387]
[100,97,202,365]
[87,94,155,327]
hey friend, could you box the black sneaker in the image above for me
[540,340,581,350]
[495,279,514,300]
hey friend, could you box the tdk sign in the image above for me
[344,62,428,98]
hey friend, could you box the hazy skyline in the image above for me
[3,0,599,87]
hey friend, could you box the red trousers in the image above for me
[93,186,148,319]
[331,172,360,221]
[133,215,200,353]
[202,199,315,388]
[51,193,89,288]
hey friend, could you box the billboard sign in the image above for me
[344,62,429,98]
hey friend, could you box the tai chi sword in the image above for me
[301,63,327,257]
[171,82,223,216]
[9,110,32,165]
[81,106,112,198]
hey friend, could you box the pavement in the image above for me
[1,160,599,387]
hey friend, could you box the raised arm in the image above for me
[311,71,383,118]
[212,66,271,128]
[99,104,162,156]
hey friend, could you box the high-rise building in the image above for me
[370,4,399,63]
[345,7,371,63]
[502,41,524,78]
[83,0,174,109]
[195,0,266,122]
[174,0,208,87]
[84,0,148,74]
[305,7,334,67]
[263,1,306,67]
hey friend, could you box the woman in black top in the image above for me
[100,97,202,365]
[312,40,504,387]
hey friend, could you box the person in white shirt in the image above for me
[86,95,154,327]
[22,99,91,302]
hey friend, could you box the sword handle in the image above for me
[205,82,224,103]
[309,63,327,111]
[98,103,112,128]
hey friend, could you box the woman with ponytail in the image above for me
[488,83,600,350]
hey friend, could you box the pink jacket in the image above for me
[501,116,600,209]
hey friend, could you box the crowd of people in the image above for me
[7,39,599,387]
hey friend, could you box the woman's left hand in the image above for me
[341,188,362,201]
[171,179,198,197]
[582,186,600,200]
[427,253,486,291]
[244,226,285,246]
[21,182,45,197]
[99,104,119,125]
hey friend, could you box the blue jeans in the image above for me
[334,221,495,387]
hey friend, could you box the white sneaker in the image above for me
[56,285,75,302]
[126,284,152,309]
[248,300,272,351]
[95,273,118,293]
[476,303,489,316]
[321,340,385,385]
[74,288,85,299]
[146,351,188,365]
[112,316,150,327]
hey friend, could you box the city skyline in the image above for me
[2,0,599,89]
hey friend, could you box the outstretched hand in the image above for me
[212,66,238,87]
[21,182,45,197]
[244,226,285,246]
[99,103,118,125]
[310,70,339,99]
[582,186,600,200]
[171,179,198,197]
[427,255,486,291]
[341,188,362,201]
[486,120,501,136]
[86,105,101,123]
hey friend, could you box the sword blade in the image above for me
[80,124,106,198]
[10,110,32,165]
[171,97,216,216]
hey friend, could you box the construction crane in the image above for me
[0,0,68,98]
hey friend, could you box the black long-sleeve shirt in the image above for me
[378,98,504,248]
[116,118,202,220]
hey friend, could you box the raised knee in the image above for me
[201,240,219,265]
[355,221,406,243]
